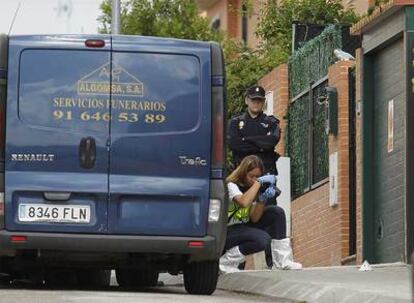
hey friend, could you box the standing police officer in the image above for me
[228,85,281,175]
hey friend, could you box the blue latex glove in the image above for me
[257,174,276,185]
[258,186,277,203]
[265,186,282,206]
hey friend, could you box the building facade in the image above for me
[196,0,414,267]
[352,0,414,264]
[197,0,262,49]
[196,0,371,49]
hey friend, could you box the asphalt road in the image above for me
[0,273,289,303]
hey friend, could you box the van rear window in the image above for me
[18,49,111,132]
[110,52,201,134]
[19,50,201,134]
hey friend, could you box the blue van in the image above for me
[0,34,227,295]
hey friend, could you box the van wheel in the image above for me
[183,260,218,295]
[76,269,111,288]
[115,268,158,287]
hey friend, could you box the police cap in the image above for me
[246,85,266,101]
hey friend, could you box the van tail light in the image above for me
[188,241,204,248]
[85,39,105,48]
[10,235,27,243]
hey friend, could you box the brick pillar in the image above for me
[355,48,363,264]
[328,60,355,263]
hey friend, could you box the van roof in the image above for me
[8,34,213,48]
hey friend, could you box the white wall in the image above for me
[276,157,291,237]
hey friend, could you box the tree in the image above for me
[98,0,359,119]
[98,0,361,169]
[98,0,221,41]
[256,0,359,69]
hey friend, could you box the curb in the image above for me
[217,268,412,303]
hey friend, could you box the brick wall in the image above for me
[255,61,359,267]
[292,60,356,267]
[292,184,342,266]
[254,61,359,267]
[227,0,240,38]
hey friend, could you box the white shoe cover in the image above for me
[219,246,245,274]
[271,238,302,270]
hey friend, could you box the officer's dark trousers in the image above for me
[224,206,287,260]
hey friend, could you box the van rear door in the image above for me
[108,36,211,236]
[5,36,111,233]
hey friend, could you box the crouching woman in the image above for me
[220,155,302,273]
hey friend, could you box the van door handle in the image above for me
[79,137,96,169]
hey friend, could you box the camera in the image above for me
[259,182,272,193]
[259,182,282,197]
[259,182,282,206]
[265,186,282,206]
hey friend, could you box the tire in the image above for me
[76,269,111,288]
[115,268,158,288]
[183,260,218,295]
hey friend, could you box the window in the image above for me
[211,17,221,31]
[18,49,110,132]
[241,4,248,44]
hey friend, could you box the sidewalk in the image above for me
[217,263,412,303]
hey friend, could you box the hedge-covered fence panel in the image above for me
[287,24,341,198]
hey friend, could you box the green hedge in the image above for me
[288,24,342,97]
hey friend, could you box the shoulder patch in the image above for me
[233,112,247,121]
[264,114,280,124]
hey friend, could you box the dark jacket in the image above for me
[227,112,281,174]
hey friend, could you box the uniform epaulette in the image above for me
[264,114,280,124]
[231,112,247,121]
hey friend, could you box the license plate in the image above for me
[18,204,91,223]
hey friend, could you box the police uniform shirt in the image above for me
[228,112,281,174]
